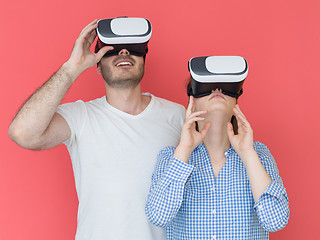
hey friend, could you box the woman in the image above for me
[145,57,289,239]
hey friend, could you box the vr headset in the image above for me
[95,17,152,57]
[187,56,248,98]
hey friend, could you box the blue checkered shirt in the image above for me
[145,142,289,240]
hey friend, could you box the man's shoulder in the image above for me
[59,96,105,108]
[57,96,106,120]
[151,94,185,112]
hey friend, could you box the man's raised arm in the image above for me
[8,19,112,150]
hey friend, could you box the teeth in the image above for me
[116,61,133,67]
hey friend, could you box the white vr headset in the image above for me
[187,56,248,98]
[95,17,152,57]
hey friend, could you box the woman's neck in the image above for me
[200,114,231,164]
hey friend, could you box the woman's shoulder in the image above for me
[253,141,276,164]
[253,141,273,157]
[158,146,176,155]
[253,141,269,151]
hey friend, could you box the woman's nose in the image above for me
[212,88,222,92]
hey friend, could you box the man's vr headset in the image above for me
[95,17,152,57]
[187,56,248,98]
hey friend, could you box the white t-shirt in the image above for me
[56,93,185,240]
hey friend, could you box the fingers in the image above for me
[191,98,196,113]
[187,110,207,120]
[234,104,247,120]
[183,110,207,132]
[80,19,98,37]
[233,105,249,126]
[77,20,99,47]
[186,96,194,118]
[184,116,205,128]
[88,30,97,45]
[233,105,253,134]
[95,46,114,62]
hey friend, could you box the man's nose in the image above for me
[118,49,130,55]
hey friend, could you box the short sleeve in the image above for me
[56,100,87,147]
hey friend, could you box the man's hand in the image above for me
[64,19,114,78]
[8,19,114,150]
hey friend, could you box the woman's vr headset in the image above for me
[95,17,152,57]
[187,56,248,98]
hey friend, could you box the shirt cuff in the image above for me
[253,180,285,209]
[165,157,194,183]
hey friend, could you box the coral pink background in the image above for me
[1,0,319,239]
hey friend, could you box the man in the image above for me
[8,18,185,240]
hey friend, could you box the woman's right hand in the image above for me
[174,96,211,163]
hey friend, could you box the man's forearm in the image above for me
[9,62,78,145]
[9,19,112,149]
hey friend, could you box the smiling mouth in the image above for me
[115,61,133,67]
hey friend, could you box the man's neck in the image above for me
[105,84,151,115]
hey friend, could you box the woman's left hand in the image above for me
[227,104,254,157]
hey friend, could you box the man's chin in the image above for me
[104,78,142,89]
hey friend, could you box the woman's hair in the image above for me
[195,115,238,135]
[187,76,238,135]
[231,115,238,135]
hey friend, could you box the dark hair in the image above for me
[194,114,238,135]
[231,115,238,135]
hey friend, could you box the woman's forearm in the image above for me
[240,149,272,202]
